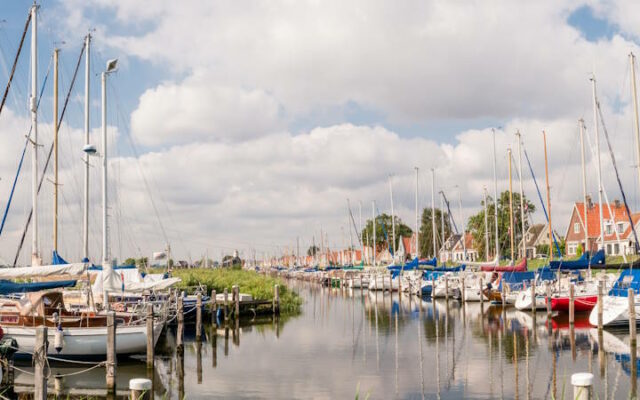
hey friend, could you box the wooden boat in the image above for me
[480,258,527,273]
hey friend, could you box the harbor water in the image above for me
[8,280,640,399]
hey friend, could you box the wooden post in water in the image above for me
[546,285,552,320]
[176,296,184,352]
[273,284,280,315]
[629,288,636,340]
[571,373,593,400]
[146,304,154,369]
[501,284,506,309]
[34,326,48,400]
[196,292,202,340]
[531,279,536,314]
[569,283,575,325]
[106,311,116,393]
[234,285,240,318]
[445,276,449,301]
[597,281,603,331]
[461,277,466,303]
[223,288,229,322]
[129,378,152,400]
[431,276,435,298]
[479,277,483,306]
[211,289,217,324]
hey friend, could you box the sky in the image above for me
[1,0,640,265]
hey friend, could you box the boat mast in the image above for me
[632,53,640,210]
[543,131,553,260]
[579,119,589,253]
[30,4,40,266]
[508,148,514,263]
[359,200,363,265]
[483,187,489,261]
[414,167,419,260]
[492,129,500,261]
[83,33,91,261]
[516,131,526,260]
[52,48,59,255]
[591,76,605,253]
[458,188,466,260]
[372,201,376,267]
[389,175,396,261]
[440,191,445,263]
[431,169,437,259]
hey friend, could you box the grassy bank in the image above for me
[170,268,302,314]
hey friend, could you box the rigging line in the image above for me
[596,97,640,254]
[13,42,85,266]
[347,200,362,246]
[0,55,51,238]
[0,10,30,120]
[441,191,458,234]
[522,146,562,257]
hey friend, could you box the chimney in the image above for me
[614,199,621,208]
[586,195,593,209]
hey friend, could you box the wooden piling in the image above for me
[501,284,506,309]
[234,285,240,318]
[223,288,229,322]
[34,326,48,400]
[629,288,636,340]
[445,276,449,301]
[196,292,202,340]
[546,285,552,320]
[431,276,435,298]
[597,281,603,331]
[531,280,537,314]
[479,277,483,306]
[146,304,154,369]
[129,378,152,400]
[273,284,280,315]
[177,296,184,352]
[461,277,466,303]
[211,289,217,324]
[569,284,575,325]
[571,373,593,400]
[106,311,116,393]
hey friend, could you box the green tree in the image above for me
[466,191,536,260]
[419,208,452,259]
[361,213,412,253]
[124,258,136,266]
[307,245,320,256]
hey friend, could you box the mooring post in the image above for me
[107,311,117,393]
[273,284,280,315]
[597,281,603,331]
[629,288,636,339]
[501,284,506,309]
[445,276,449,301]
[546,285,552,320]
[531,279,537,314]
[461,277,466,303]
[571,372,593,400]
[211,289,217,324]
[233,285,240,318]
[479,277,483,306]
[177,296,184,352]
[223,288,229,322]
[431,276,436,298]
[129,378,152,400]
[569,283,575,325]
[34,326,48,400]
[196,292,202,340]
[146,304,154,369]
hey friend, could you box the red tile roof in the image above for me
[572,201,640,241]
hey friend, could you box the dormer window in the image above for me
[617,223,625,234]
[605,222,613,235]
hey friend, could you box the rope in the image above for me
[0,9,30,118]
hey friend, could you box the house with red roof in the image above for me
[565,196,640,256]
[397,233,418,261]
[451,232,479,262]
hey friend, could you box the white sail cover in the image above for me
[0,263,87,279]
[94,264,180,296]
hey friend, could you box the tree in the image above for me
[361,213,412,253]
[307,245,320,256]
[419,208,452,259]
[466,191,536,260]
[124,258,136,266]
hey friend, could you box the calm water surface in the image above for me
[10,281,640,398]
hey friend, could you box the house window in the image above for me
[607,244,612,255]
[568,244,576,255]
[617,223,624,234]
[605,223,613,235]
[574,222,580,234]
[614,243,620,255]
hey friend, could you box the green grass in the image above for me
[169,268,302,314]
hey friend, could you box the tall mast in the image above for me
[372,201,376,267]
[52,48,59,254]
[431,169,437,259]
[458,188,466,260]
[492,129,500,260]
[591,76,605,252]
[101,70,108,268]
[30,4,39,266]
[415,167,419,260]
[508,148,514,263]
[359,201,363,265]
[579,119,589,253]
[440,191,445,263]
[631,53,640,212]
[389,175,396,261]
[83,33,91,261]
[543,131,553,260]
[483,187,489,261]
[516,131,526,260]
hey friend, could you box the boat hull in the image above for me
[515,291,547,311]
[550,295,597,313]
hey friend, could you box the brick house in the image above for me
[565,197,640,256]
[518,223,553,258]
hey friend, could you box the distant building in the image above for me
[439,234,461,263]
[451,233,478,262]
[518,223,552,259]
[397,234,417,261]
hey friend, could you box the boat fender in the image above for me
[54,327,64,353]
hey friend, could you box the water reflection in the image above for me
[6,281,640,398]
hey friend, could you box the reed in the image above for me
[170,268,302,314]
